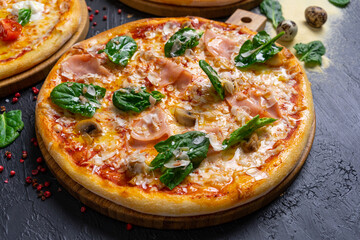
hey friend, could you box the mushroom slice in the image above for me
[74,119,102,136]
[174,107,196,127]
[240,133,260,153]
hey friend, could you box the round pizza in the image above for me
[147,0,244,7]
[0,0,81,80]
[36,17,314,216]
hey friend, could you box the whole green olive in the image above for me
[305,6,327,28]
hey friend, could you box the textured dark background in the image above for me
[1,0,359,239]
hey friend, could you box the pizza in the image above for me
[147,0,244,7]
[35,17,314,216]
[0,0,81,80]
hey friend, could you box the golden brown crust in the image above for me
[0,0,81,80]
[147,0,244,7]
[36,17,314,216]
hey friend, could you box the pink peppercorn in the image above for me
[44,191,51,198]
[36,157,43,163]
[103,15,107,20]
[15,92,21,98]
[80,206,86,212]
[126,223,132,230]
[32,169,39,176]
[12,97,18,103]
[25,176,32,184]
[10,170,15,176]
[0,165,3,172]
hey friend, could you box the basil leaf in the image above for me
[50,82,106,117]
[199,60,225,100]
[112,87,164,113]
[0,110,24,148]
[98,36,137,67]
[150,131,210,190]
[164,28,203,58]
[222,115,276,150]
[235,31,284,69]
[294,41,326,65]
[159,163,194,190]
[260,0,285,28]
[329,0,350,7]
[18,8,32,26]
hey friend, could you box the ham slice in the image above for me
[204,29,237,60]
[158,60,193,92]
[226,90,282,119]
[130,108,170,142]
[60,54,111,79]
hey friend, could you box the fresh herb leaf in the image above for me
[222,115,276,150]
[18,8,32,26]
[0,110,24,148]
[199,60,225,100]
[98,36,137,67]
[112,87,164,113]
[50,82,106,117]
[294,41,326,65]
[150,131,210,190]
[329,0,350,7]
[235,31,284,68]
[164,28,203,57]
[260,0,285,28]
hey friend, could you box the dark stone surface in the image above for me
[1,0,359,239]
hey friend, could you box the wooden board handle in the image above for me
[226,9,267,32]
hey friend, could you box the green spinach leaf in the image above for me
[329,0,350,7]
[260,0,285,28]
[112,87,164,113]
[222,115,276,150]
[235,31,284,68]
[294,41,326,65]
[50,82,106,117]
[0,110,24,148]
[98,36,137,67]
[18,8,32,26]
[150,131,210,190]
[199,60,225,100]
[164,28,203,58]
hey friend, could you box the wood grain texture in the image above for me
[118,0,262,18]
[36,120,315,229]
[226,9,267,31]
[0,0,89,98]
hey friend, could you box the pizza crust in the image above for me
[147,0,245,7]
[36,17,314,216]
[0,0,81,80]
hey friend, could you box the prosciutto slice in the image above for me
[226,90,282,119]
[158,60,193,92]
[60,54,111,79]
[130,108,170,142]
[204,29,237,60]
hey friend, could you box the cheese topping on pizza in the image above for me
[37,17,310,204]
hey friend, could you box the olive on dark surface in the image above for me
[305,6,328,28]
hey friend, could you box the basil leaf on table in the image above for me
[0,110,24,148]
[294,41,326,65]
[164,28,203,57]
[234,31,284,69]
[199,60,225,100]
[222,115,276,150]
[98,36,137,67]
[260,0,285,28]
[112,87,164,113]
[329,0,350,7]
[18,8,32,26]
[50,82,106,117]
[150,131,210,190]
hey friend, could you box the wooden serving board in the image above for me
[0,0,89,98]
[37,119,315,229]
[118,0,263,18]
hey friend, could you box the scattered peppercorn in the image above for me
[40,167,46,173]
[80,206,86,212]
[33,141,38,147]
[32,182,39,188]
[44,191,51,198]
[57,187,62,192]
[12,97,18,103]
[32,87,39,95]
[10,170,15,176]
[103,15,107,21]
[15,92,21,98]
[33,96,37,101]
[118,9,122,14]
[0,165,3,172]
[44,181,50,187]
[126,223,133,231]
[31,138,35,142]
[36,157,43,163]
[5,151,12,159]
[93,22,97,26]
[87,6,92,12]
[37,184,43,192]
[37,165,42,170]
[32,169,39,176]
[25,176,32,184]
[95,10,99,14]
[22,151,28,159]
[20,159,24,163]
[4,179,8,183]
[41,196,46,201]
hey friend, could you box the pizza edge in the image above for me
[0,0,82,80]
[35,17,314,216]
[147,0,245,7]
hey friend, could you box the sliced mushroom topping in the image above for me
[240,133,260,153]
[74,119,102,136]
[174,107,196,127]
[223,80,235,95]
